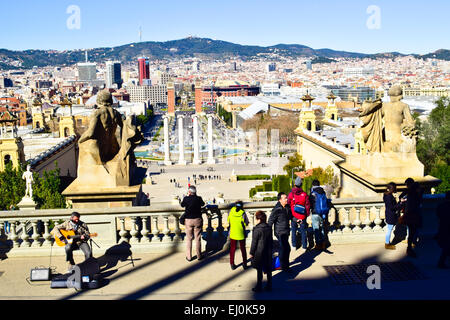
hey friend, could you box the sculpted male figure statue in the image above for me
[79,90,123,165]
[77,90,143,187]
[22,165,34,198]
[359,86,417,153]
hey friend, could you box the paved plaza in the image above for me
[141,158,288,204]
[1,235,449,300]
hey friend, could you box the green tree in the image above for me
[0,163,26,210]
[32,165,67,209]
[283,152,305,184]
[0,162,66,210]
[416,97,450,192]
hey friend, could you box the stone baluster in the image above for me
[152,216,160,242]
[362,207,372,232]
[329,208,338,233]
[140,216,151,243]
[20,221,31,247]
[216,211,224,237]
[352,207,362,233]
[173,215,182,242]
[0,222,7,244]
[118,217,129,243]
[206,213,214,241]
[43,220,52,246]
[341,208,351,233]
[373,207,383,231]
[129,217,140,244]
[31,220,41,247]
[10,221,20,248]
[162,216,171,242]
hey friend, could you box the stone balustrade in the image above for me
[0,196,441,257]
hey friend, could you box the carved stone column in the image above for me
[163,115,172,166]
[192,115,201,165]
[207,115,215,165]
[177,115,187,165]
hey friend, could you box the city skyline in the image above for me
[0,0,449,54]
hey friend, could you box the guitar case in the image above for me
[51,257,101,290]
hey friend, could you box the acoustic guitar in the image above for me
[54,229,98,247]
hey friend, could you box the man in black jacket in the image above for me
[268,192,292,272]
[181,186,205,262]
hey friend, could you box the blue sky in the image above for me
[1,0,448,54]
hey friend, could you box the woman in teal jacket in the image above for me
[228,201,249,270]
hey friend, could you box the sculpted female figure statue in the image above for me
[359,86,417,154]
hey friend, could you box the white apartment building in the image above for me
[343,66,375,78]
[261,83,281,96]
[127,84,167,105]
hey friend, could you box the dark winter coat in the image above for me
[180,195,205,219]
[402,186,423,227]
[268,201,292,236]
[250,222,273,270]
[383,193,399,225]
[437,200,450,250]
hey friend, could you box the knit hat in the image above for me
[295,177,303,187]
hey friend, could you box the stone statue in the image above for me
[77,90,143,187]
[359,86,417,153]
[22,165,34,198]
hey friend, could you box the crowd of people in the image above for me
[179,177,333,292]
[178,176,450,292]
[16,175,449,291]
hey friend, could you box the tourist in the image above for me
[180,186,205,261]
[309,179,330,250]
[436,191,450,269]
[287,177,310,250]
[383,182,399,250]
[51,212,93,271]
[249,211,273,292]
[227,201,249,270]
[399,179,423,257]
[268,192,292,272]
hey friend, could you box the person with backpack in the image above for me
[228,201,249,270]
[309,180,331,250]
[287,177,311,250]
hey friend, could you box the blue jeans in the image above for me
[275,233,291,270]
[3,222,10,234]
[385,224,394,244]
[291,218,307,249]
[311,214,325,245]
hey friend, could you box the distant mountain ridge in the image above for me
[0,37,448,70]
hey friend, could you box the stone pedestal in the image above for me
[336,153,441,198]
[62,182,143,209]
[17,196,37,211]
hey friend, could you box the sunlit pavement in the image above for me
[1,237,449,300]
